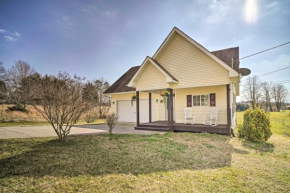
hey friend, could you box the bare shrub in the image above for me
[31,72,91,141]
[84,109,97,123]
[105,113,119,134]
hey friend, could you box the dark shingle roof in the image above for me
[104,66,140,94]
[211,47,239,72]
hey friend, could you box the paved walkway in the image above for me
[0,124,165,139]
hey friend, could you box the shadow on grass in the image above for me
[242,140,275,153]
[72,123,107,129]
[233,147,249,154]
[0,133,233,178]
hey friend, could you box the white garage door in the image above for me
[117,100,154,123]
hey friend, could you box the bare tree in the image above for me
[82,81,98,104]
[243,75,263,109]
[82,81,99,123]
[31,72,91,141]
[271,83,288,111]
[5,60,36,108]
[261,82,273,112]
[95,78,110,119]
[0,62,5,80]
[0,62,6,101]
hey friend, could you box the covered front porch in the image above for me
[134,85,232,135]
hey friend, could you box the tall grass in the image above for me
[0,105,46,123]
[0,105,106,126]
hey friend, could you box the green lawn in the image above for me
[0,112,289,192]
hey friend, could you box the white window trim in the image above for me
[192,94,209,107]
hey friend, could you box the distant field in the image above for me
[237,110,290,135]
[0,105,105,127]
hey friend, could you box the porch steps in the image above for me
[135,125,170,131]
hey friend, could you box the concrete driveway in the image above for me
[0,124,165,139]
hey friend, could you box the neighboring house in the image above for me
[104,27,242,135]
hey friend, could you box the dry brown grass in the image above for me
[0,105,105,126]
[0,105,46,123]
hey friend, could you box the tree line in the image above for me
[242,75,289,112]
[0,60,111,140]
[0,60,110,108]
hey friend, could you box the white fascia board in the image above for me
[127,57,177,88]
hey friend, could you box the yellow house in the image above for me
[104,27,243,135]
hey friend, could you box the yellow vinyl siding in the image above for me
[155,33,230,88]
[136,62,169,91]
[156,94,166,121]
[175,85,228,124]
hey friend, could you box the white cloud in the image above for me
[81,4,95,13]
[1,29,21,41]
[4,35,18,42]
[266,1,278,8]
[103,10,116,18]
[14,32,21,37]
[205,0,240,24]
[61,15,73,30]
[125,20,139,29]
[230,36,254,46]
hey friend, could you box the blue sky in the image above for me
[0,0,290,100]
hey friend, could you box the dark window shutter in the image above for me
[187,95,192,107]
[210,93,216,107]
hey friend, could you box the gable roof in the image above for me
[105,27,241,94]
[104,66,140,94]
[153,27,239,77]
[127,56,178,88]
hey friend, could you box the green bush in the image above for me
[7,105,28,113]
[238,108,272,142]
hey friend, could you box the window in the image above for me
[192,95,200,106]
[201,95,209,106]
[192,94,210,106]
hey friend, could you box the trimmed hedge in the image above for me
[238,108,272,142]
